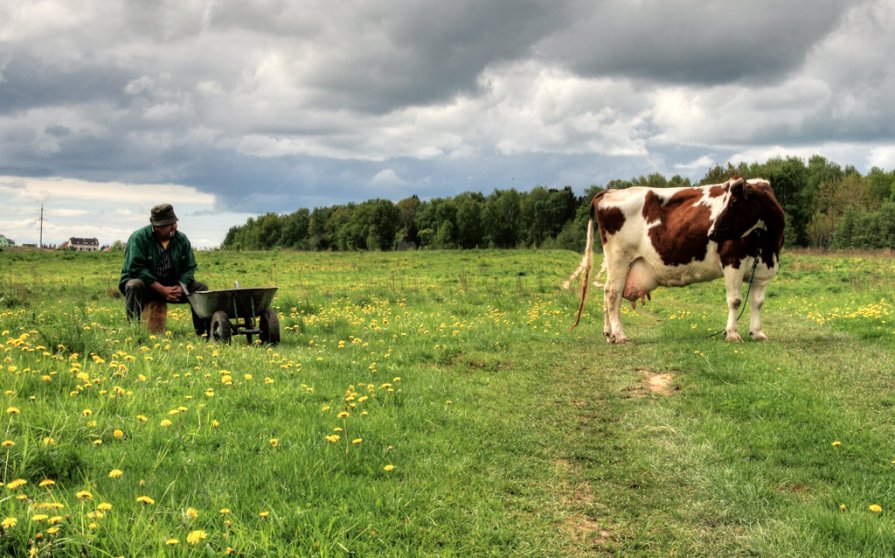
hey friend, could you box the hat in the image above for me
[150,204,178,226]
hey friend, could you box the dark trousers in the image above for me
[124,279,208,333]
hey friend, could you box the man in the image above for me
[119,203,209,335]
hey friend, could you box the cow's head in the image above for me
[708,177,767,243]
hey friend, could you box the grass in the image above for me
[0,247,894,556]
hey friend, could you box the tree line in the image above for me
[222,155,895,252]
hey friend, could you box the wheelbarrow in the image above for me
[185,282,280,345]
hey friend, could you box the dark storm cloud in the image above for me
[538,0,853,85]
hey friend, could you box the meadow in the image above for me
[0,247,894,556]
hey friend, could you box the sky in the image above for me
[1,0,894,249]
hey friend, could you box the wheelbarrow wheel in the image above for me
[260,308,280,345]
[210,310,231,344]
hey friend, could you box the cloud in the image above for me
[0,0,893,247]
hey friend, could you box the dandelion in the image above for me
[212,419,220,428]
[352,438,363,445]
[165,538,180,546]
[839,503,847,511]
[325,434,341,443]
[832,441,842,447]
[160,419,172,428]
[259,511,270,519]
[270,438,279,448]
[76,490,93,500]
[47,526,61,535]
[82,409,92,417]
[113,429,124,440]
[6,479,27,490]
[31,514,49,522]
[136,415,148,422]
[108,469,123,479]
[2,440,14,447]
[1,517,16,529]
[39,479,55,488]
[185,507,199,520]
[383,464,396,472]
[187,530,208,545]
[97,503,112,512]
[48,516,63,525]
[869,504,883,513]
[136,496,155,505]
[219,508,230,515]
[338,411,350,419]
[6,407,19,415]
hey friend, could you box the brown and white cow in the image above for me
[571,177,785,343]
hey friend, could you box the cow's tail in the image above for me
[571,205,597,329]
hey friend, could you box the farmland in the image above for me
[1,248,895,556]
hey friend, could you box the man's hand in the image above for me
[152,283,183,302]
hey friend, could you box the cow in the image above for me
[570,177,785,344]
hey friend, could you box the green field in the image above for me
[1,248,894,556]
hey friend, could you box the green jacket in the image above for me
[118,225,197,293]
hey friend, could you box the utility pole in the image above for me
[39,204,44,249]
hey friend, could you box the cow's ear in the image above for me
[729,177,745,196]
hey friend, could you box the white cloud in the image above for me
[371,168,408,188]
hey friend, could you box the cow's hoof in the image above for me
[725,332,744,343]
[609,335,629,345]
[751,331,769,342]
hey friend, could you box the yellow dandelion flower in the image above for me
[165,538,180,546]
[337,411,350,419]
[869,504,883,513]
[31,514,49,522]
[383,464,396,472]
[113,429,124,440]
[352,438,363,445]
[136,415,148,422]
[48,516,63,525]
[47,526,60,535]
[108,469,123,479]
[185,507,199,520]
[160,419,172,428]
[832,441,842,447]
[76,490,93,500]
[1,517,16,529]
[219,508,230,515]
[270,438,279,448]
[325,434,341,443]
[38,479,55,488]
[321,404,331,412]
[212,419,220,428]
[6,479,27,490]
[6,407,19,415]
[259,511,270,518]
[92,439,103,446]
[97,503,112,512]
[187,530,208,545]
[839,503,847,511]
[81,409,92,417]
[2,440,14,447]
[136,496,155,505]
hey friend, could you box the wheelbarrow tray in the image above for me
[187,287,278,320]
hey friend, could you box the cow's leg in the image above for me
[748,275,772,341]
[722,267,744,342]
[603,261,629,344]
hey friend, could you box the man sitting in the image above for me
[118,203,208,335]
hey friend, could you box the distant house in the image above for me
[0,234,13,247]
[69,237,100,252]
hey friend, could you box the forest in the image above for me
[222,155,895,251]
